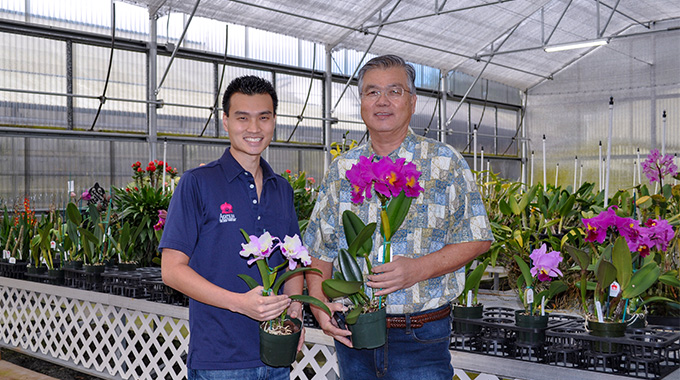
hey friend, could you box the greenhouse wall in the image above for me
[526,18,680,193]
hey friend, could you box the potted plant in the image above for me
[567,205,673,352]
[453,257,490,335]
[238,229,331,367]
[320,155,423,349]
[513,243,567,345]
[111,217,148,271]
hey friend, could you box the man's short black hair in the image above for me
[222,75,278,116]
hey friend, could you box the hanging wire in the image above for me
[286,44,317,143]
[89,2,116,131]
[199,24,229,138]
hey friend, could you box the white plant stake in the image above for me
[541,296,545,316]
[595,301,604,322]
[466,290,473,307]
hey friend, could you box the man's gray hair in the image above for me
[357,55,416,96]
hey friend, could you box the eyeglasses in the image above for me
[361,86,411,100]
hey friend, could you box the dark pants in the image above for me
[335,304,453,379]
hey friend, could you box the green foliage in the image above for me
[281,170,318,233]
[113,185,170,267]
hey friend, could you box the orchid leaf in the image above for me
[237,274,259,290]
[464,258,490,300]
[622,263,660,299]
[564,244,589,270]
[345,306,363,325]
[518,185,537,212]
[595,260,617,290]
[272,267,321,294]
[612,236,632,289]
[322,278,363,299]
[499,199,512,216]
[338,248,363,282]
[659,273,680,288]
[547,280,568,298]
[558,194,576,218]
[508,195,520,215]
[513,255,533,288]
[637,296,678,308]
[347,222,377,259]
[66,203,82,225]
[289,294,331,316]
[383,191,412,238]
[342,211,373,257]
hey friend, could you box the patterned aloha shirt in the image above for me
[303,128,493,314]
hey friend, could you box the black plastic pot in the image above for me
[625,313,646,329]
[515,310,548,345]
[84,264,106,274]
[587,319,626,353]
[259,318,301,367]
[453,305,483,335]
[348,307,387,349]
[117,262,137,271]
[65,260,83,270]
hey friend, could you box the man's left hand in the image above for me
[367,255,421,296]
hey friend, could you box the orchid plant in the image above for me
[238,229,330,333]
[641,149,678,188]
[566,206,674,322]
[321,155,423,324]
[514,244,567,316]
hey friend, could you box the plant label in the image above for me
[50,241,56,249]
[609,282,620,297]
[595,301,604,322]
[9,257,16,264]
[68,180,74,192]
[525,288,534,304]
[377,244,384,263]
[2,250,9,259]
[466,290,473,307]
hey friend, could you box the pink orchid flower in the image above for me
[582,206,618,243]
[529,243,563,282]
[239,231,275,265]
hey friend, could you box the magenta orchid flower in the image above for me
[373,157,404,198]
[81,191,92,201]
[582,206,618,243]
[346,155,376,203]
[643,218,675,252]
[641,149,678,184]
[153,209,167,231]
[280,235,311,270]
[401,160,424,198]
[529,243,563,282]
[239,231,275,265]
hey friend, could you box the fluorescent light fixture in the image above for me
[544,39,608,53]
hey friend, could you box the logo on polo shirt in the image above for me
[219,202,236,223]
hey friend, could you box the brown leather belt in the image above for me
[386,305,451,329]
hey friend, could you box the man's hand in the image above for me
[286,301,306,352]
[234,286,291,321]
[312,302,353,348]
[367,255,421,296]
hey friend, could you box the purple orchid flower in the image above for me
[346,155,376,203]
[644,218,675,252]
[372,156,403,198]
[641,149,678,183]
[529,243,563,282]
[582,206,618,243]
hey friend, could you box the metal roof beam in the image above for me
[361,0,513,29]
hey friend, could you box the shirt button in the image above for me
[249,184,254,189]
[257,216,261,220]
[244,172,249,176]
[252,199,257,204]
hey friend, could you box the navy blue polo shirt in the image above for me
[159,147,300,370]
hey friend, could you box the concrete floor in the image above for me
[0,360,58,380]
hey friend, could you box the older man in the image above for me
[304,55,493,379]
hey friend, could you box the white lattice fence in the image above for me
[0,277,341,380]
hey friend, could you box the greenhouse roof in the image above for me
[122,0,680,91]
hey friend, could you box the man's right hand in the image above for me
[235,286,291,322]
[312,302,353,347]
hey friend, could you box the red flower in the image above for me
[137,167,143,173]
[285,169,291,174]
